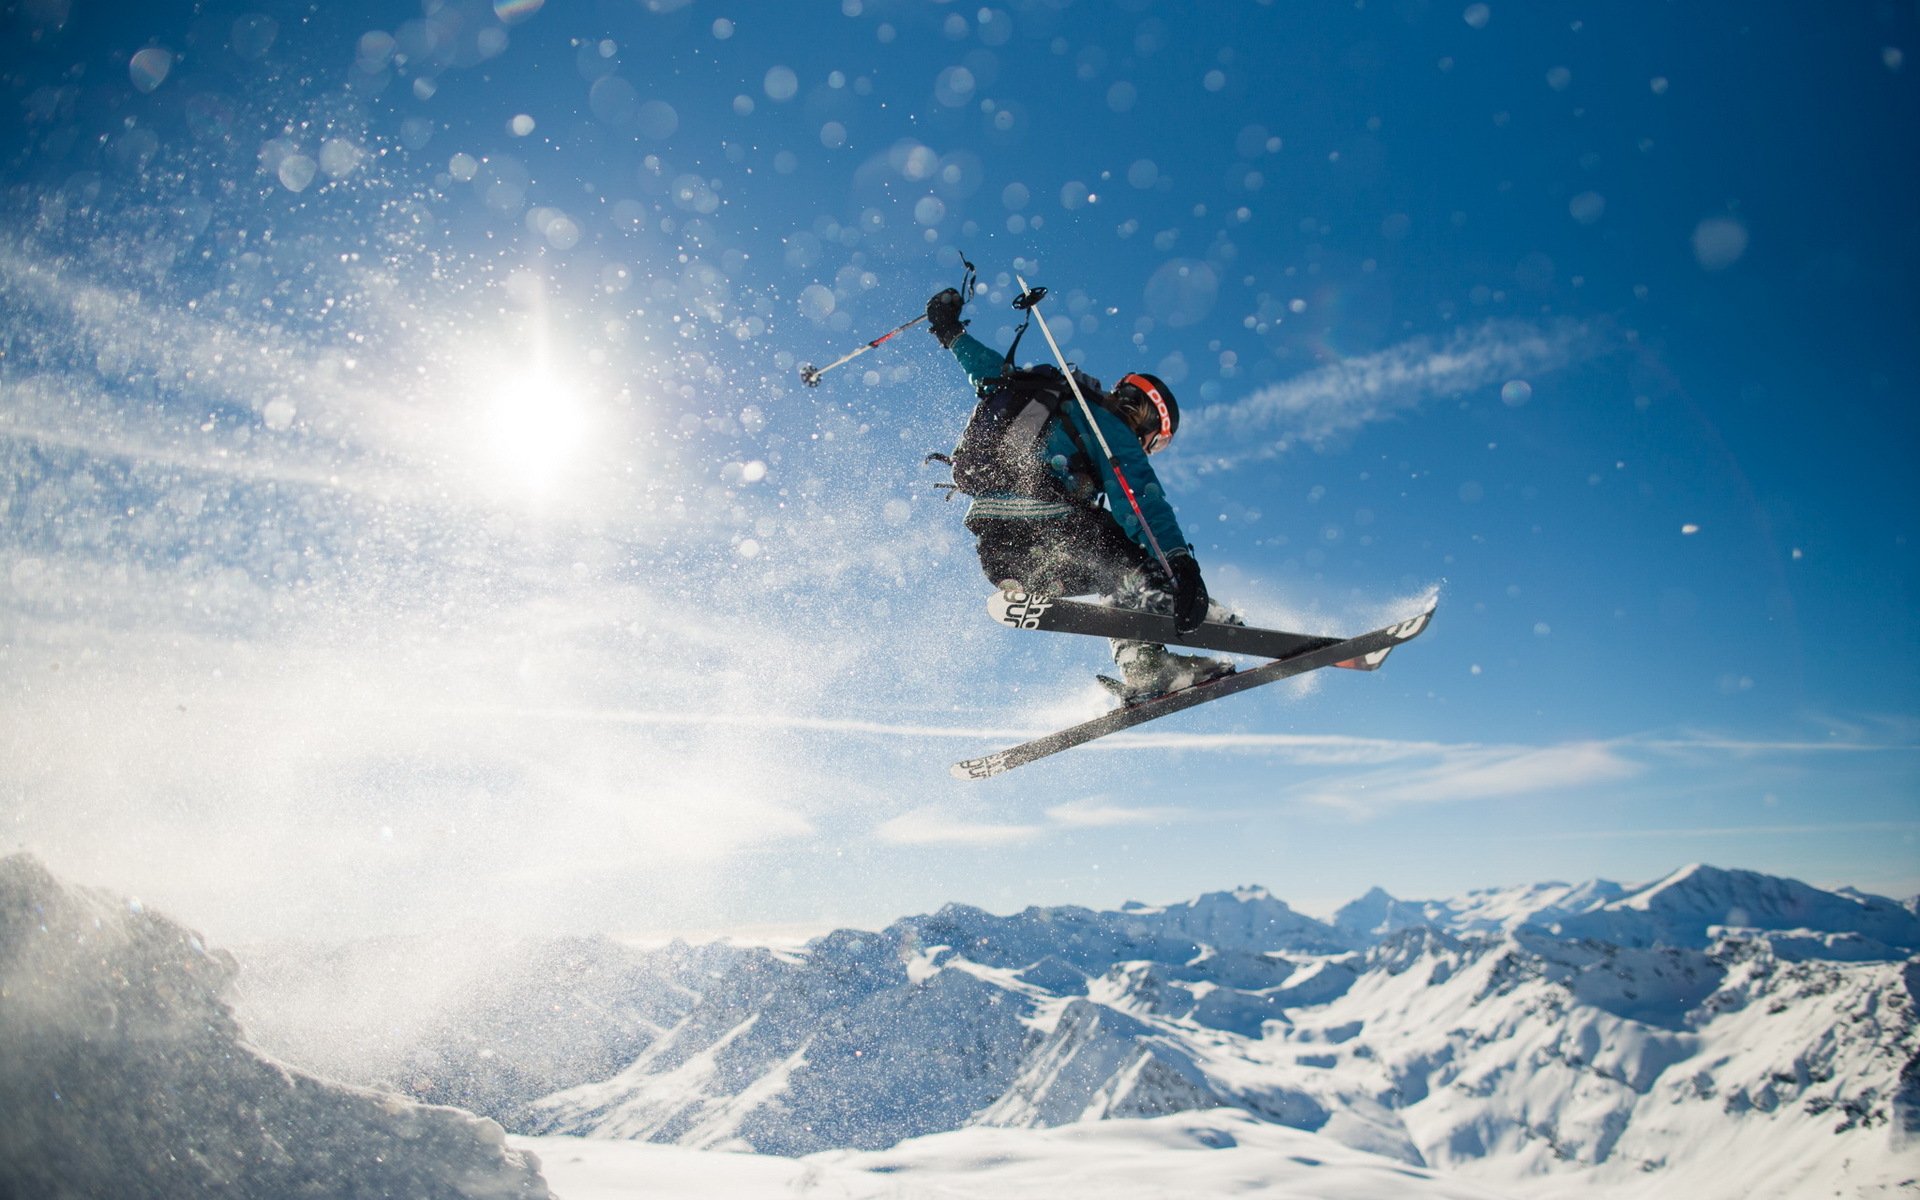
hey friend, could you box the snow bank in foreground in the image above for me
[517,1109,1516,1200]
[0,853,549,1200]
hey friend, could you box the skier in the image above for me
[927,286,1238,702]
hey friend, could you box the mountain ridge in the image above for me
[216,860,1920,1198]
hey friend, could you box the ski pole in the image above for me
[798,312,928,387]
[1013,274,1176,579]
[800,254,977,387]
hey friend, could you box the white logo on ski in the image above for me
[953,752,1012,780]
[992,590,1055,630]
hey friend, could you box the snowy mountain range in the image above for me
[7,856,1916,1198]
[233,862,1920,1198]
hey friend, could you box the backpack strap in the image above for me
[999,285,1047,376]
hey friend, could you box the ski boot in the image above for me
[1100,642,1236,706]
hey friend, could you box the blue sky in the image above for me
[1,0,1914,940]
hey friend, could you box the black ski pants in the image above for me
[968,509,1163,598]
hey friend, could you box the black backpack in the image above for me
[939,364,1099,501]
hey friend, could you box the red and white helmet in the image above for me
[1112,372,1179,454]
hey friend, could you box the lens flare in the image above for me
[487,367,588,494]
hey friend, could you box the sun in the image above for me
[486,366,589,495]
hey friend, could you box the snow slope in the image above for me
[517,1109,1520,1200]
[0,854,550,1200]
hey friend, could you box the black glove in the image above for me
[1169,553,1209,635]
[927,288,967,348]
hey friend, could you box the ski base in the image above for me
[952,603,1435,780]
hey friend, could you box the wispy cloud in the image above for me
[1045,795,1194,828]
[1072,727,1915,818]
[1289,740,1643,814]
[1186,318,1603,468]
[875,807,1044,846]
[875,793,1202,847]
[1508,820,1920,842]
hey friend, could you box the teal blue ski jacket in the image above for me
[946,331,1193,561]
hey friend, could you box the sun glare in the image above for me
[487,367,589,494]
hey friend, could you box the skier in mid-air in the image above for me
[925,286,1238,702]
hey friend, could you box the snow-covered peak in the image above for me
[1327,876,1630,945]
[1557,863,1920,951]
[1144,886,1349,954]
[887,887,1348,970]
[1331,886,1422,941]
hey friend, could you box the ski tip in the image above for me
[1335,604,1436,670]
[1334,650,1391,672]
[951,753,1010,781]
[987,588,1054,630]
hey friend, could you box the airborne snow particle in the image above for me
[712,18,735,39]
[798,284,835,320]
[764,66,799,102]
[1692,217,1749,270]
[1884,47,1904,71]
[1546,66,1572,91]
[539,211,580,249]
[318,138,364,178]
[637,99,678,139]
[129,47,173,93]
[230,14,278,60]
[509,114,535,136]
[935,65,975,107]
[1463,3,1491,29]
[277,154,317,191]
[1681,523,1701,535]
[1569,192,1605,225]
[589,76,639,125]
[356,30,396,71]
[1143,258,1218,328]
[1500,380,1533,406]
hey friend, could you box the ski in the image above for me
[988,590,1366,666]
[951,603,1435,780]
